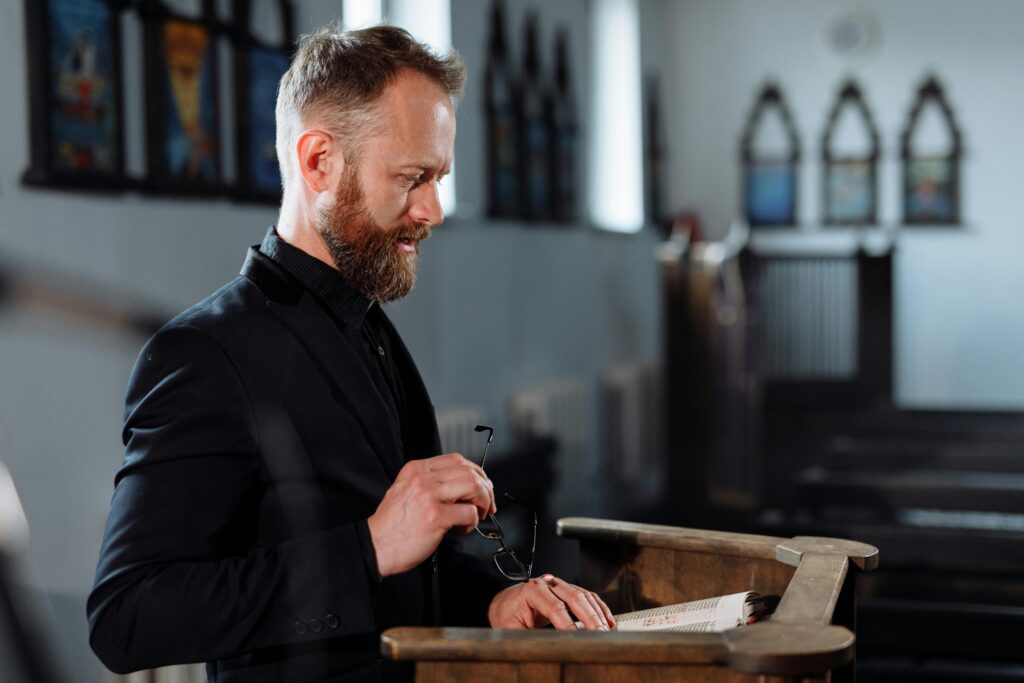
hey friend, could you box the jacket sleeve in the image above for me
[87,324,379,674]
[436,534,515,627]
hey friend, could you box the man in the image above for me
[87,24,613,683]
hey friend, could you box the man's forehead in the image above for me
[366,72,456,162]
[388,68,452,100]
[379,71,455,124]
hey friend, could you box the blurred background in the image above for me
[1,0,1023,681]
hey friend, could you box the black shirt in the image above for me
[258,227,420,588]
[259,227,410,460]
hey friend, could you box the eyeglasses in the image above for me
[473,425,538,582]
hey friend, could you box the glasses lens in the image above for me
[475,514,502,540]
[494,550,529,581]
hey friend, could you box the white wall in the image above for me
[660,0,1024,408]
[0,1,659,679]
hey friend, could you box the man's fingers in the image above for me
[436,502,480,533]
[526,584,576,630]
[595,592,616,629]
[424,453,492,484]
[486,577,617,631]
[549,580,608,631]
[584,591,613,630]
[416,454,496,512]
[374,454,498,577]
[572,585,614,630]
[434,472,496,518]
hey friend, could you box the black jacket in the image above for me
[88,247,506,682]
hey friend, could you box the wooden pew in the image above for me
[821,435,1024,472]
[383,518,877,683]
[796,467,1024,518]
[844,409,1024,443]
[775,422,1024,681]
[788,426,1024,572]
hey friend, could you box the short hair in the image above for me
[275,24,466,189]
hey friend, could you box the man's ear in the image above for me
[295,129,343,193]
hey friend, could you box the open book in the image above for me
[611,592,775,633]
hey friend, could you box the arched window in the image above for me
[482,0,517,219]
[901,76,962,225]
[821,80,879,226]
[740,83,800,227]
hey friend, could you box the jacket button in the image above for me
[325,613,339,629]
[293,621,307,636]
[309,618,323,633]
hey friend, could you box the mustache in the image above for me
[394,224,432,242]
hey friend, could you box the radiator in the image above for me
[599,361,665,515]
[756,257,858,380]
[506,378,593,518]
[435,406,488,461]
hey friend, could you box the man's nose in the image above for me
[408,181,444,227]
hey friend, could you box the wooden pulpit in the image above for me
[382,517,878,683]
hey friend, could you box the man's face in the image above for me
[316,71,456,303]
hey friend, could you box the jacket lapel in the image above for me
[378,310,442,458]
[240,248,405,481]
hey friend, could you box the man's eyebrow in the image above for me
[397,163,450,176]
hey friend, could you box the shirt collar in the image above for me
[259,227,374,327]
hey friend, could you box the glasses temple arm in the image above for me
[480,431,494,469]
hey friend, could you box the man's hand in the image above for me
[367,453,496,576]
[487,574,616,631]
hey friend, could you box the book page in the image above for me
[613,591,754,632]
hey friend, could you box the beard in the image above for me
[316,167,431,303]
